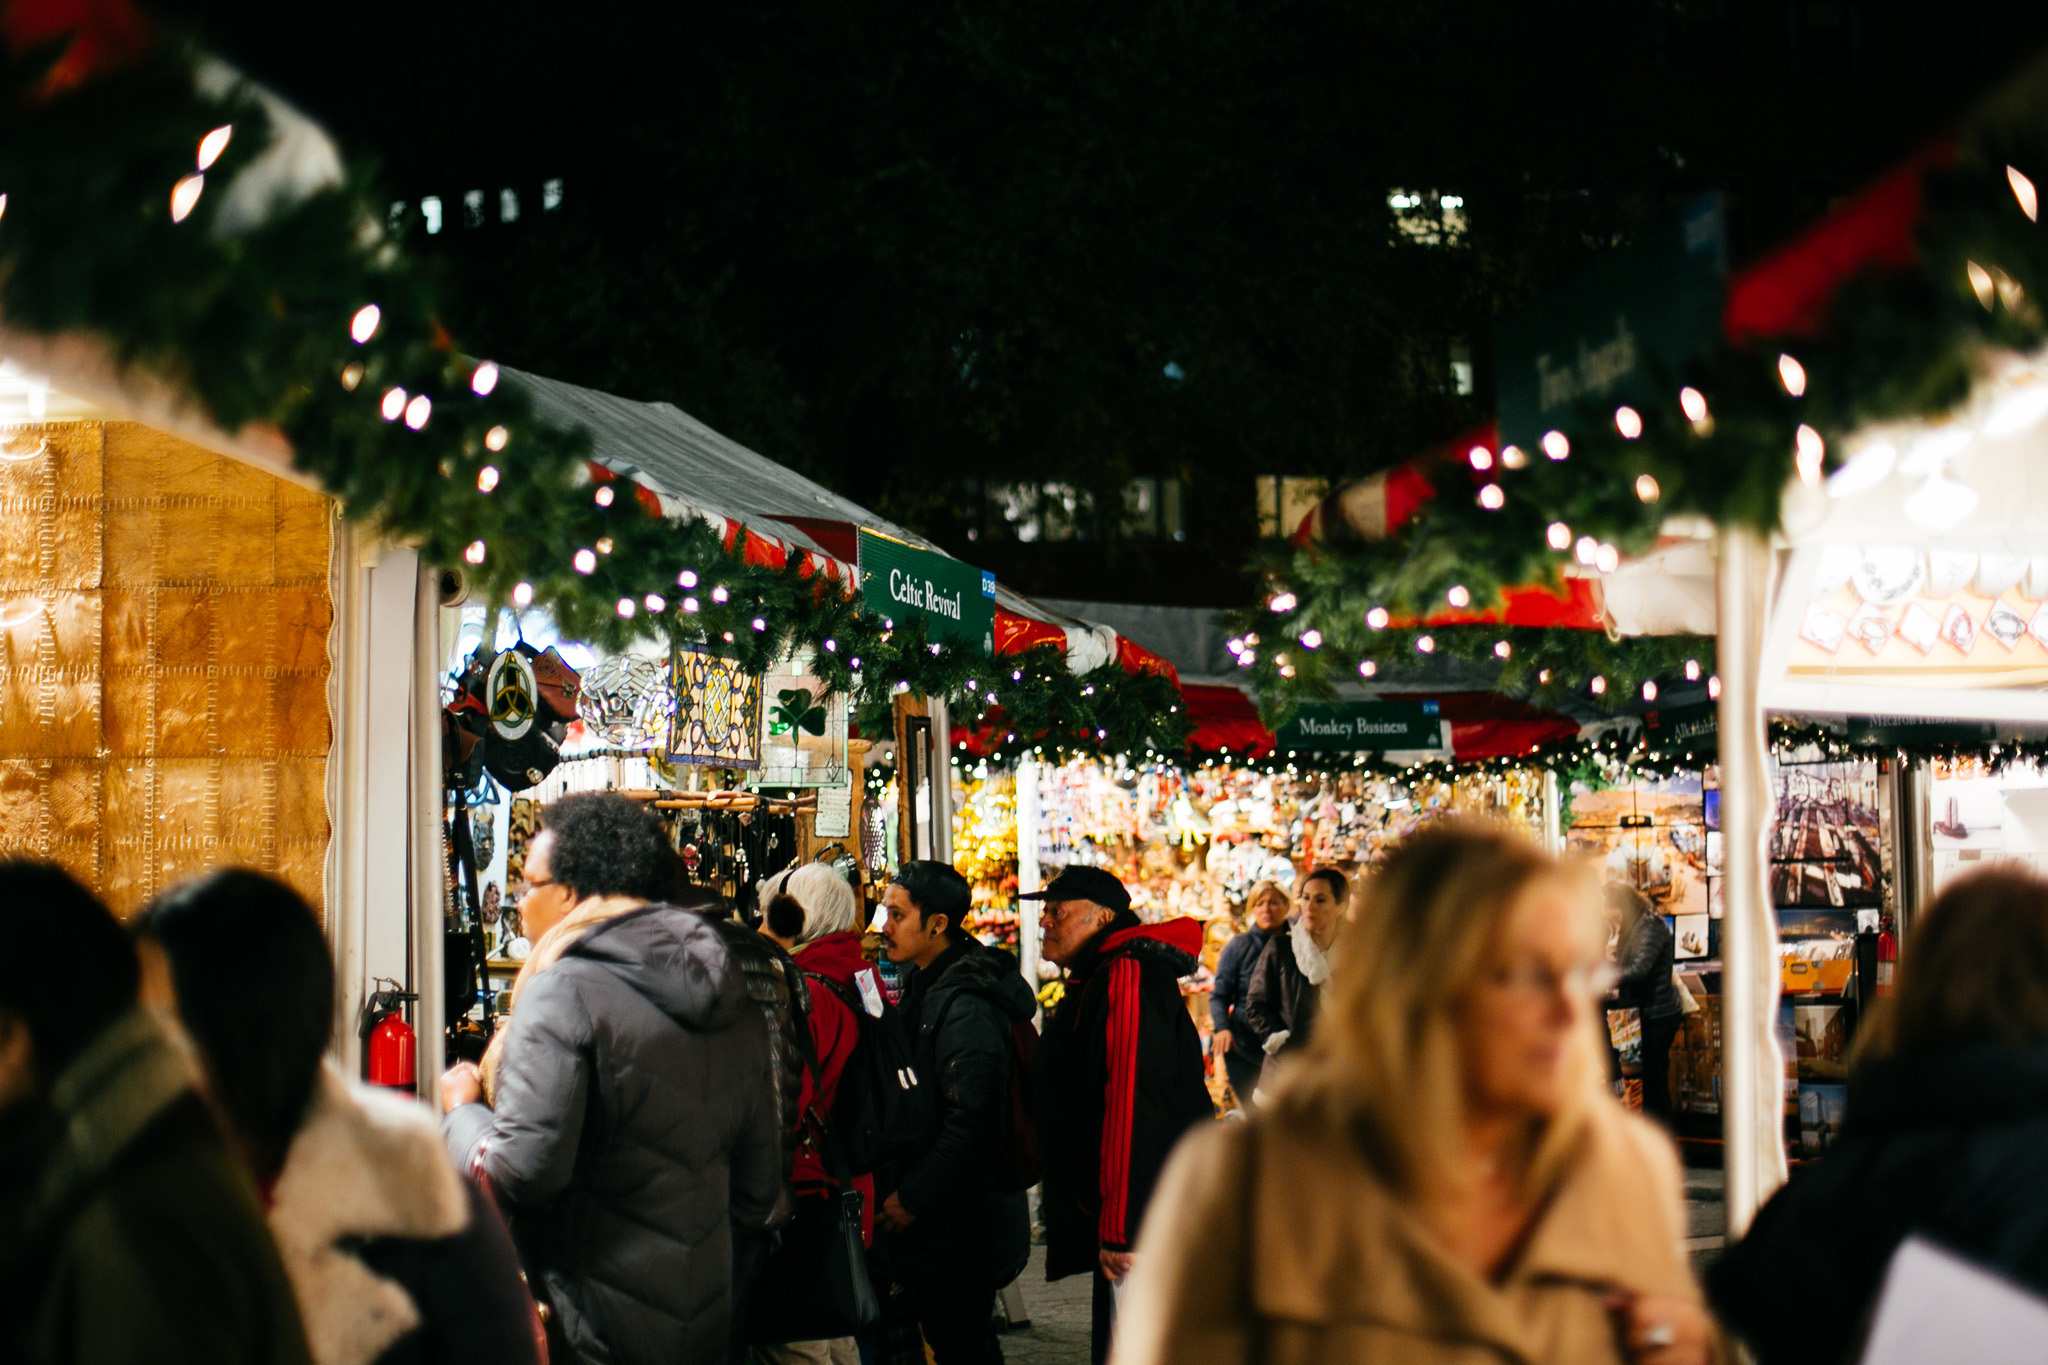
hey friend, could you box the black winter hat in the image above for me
[1019,864,1131,912]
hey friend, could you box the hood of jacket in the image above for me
[1098,916,1204,978]
[564,902,746,1032]
[270,1065,470,1365]
[924,938,1039,1024]
[31,1009,195,1224]
[794,930,871,987]
[1845,1043,2048,1139]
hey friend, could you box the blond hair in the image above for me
[1279,818,1607,1201]
[1243,879,1290,921]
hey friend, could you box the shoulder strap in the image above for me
[786,984,860,1190]
[804,968,863,1016]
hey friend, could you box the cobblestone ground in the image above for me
[987,1166,1728,1364]
[994,1247,1092,1365]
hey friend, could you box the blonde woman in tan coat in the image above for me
[1113,821,1716,1365]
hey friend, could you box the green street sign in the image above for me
[1845,716,1997,748]
[858,528,996,654]
[1495,193,1726,458]
[1275,701,1444,751]
[1644,701,1718,750]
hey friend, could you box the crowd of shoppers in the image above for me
[16,793,2048,1365]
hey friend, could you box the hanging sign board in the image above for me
[1644,701,1718,751]
[1274,700,1443,751]
[1495,193,1727,458]
[1846,716,1999,748]
[858,528,996,654]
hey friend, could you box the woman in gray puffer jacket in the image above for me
[443,794,789,1365]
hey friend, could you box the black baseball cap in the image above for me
[1019,865,1131,912]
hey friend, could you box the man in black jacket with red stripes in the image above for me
[1027,867,1210,1365]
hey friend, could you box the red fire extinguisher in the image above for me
[361,977,419,1091]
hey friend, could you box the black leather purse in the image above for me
[742,1024,883,1344]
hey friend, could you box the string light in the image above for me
[1642,680,1658,701]
[1795,424,1825,484]
[596,537,614,554]
[711,585,729,602]
[1478,483,1505,509]
[1366,607,1390,629]
[463,540,486,564]
[403,394,432,429]
[1590,675,1607,695]
[1493,640,1511,659]
[1299,629,1323,649]
[1968,260,1997,309]
[1635,473,1660,503]
[380,387,407,421]
[1500,444,1528,469]
[512,582,534,607]
[1595,543,1620,573]
[1685,658,1700,681]
[1359,661,1377,677]
[617,597,637,618]
[2010,165,2039,222]
[170,174,204,223]
[1614,406,1642,439]
[1680,387,1709,424]
[1575,535,1598,565]
[1416,635,1435,653]
[594,486,615,507]
[573,548,597,573]
[350,304,380,343]
[683,596,700,612]
[1541,430,1570,460]
[1547,522,1572,551]
[196,124,234,170]
[646,593,667,612]
[1269,592,1297,613]
[1446,584,1471,608]
[340,362,364,391]
[485,425,509,451]
[679,569,699,588]
[1778,353,1807,397]
[477,465,499,492]
[471,361,500,395]
[1709,674,1722,699]
[1468,445,1493,471]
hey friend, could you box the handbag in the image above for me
[741,1020,884,1344]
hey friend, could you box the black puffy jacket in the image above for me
[1035,914,1211,1279]
[445,904,787,1365]
[886,937,1038,1293]
[1617,909,1683,1021]
[1709,1044,2048,1365]
[1242,925,1321,1055]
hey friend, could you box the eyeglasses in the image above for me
[1487,961,1617,1000]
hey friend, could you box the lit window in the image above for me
[387,201,407,233]
[1387,188,1467,246]
[1255,475,1328,539]
[500,188,520,223]
[543,178,564,210]
[463,189,485,228]
[421,196,443,235]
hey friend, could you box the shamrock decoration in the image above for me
[771,686,829,737]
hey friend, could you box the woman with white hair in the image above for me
[1112,820,1715,1365]
[755,861,874,1365]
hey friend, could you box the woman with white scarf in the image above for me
[1243,868,1349,1063]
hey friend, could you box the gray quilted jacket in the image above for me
[445,904,786,1365]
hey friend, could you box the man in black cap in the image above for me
[1025,866,1210,1365]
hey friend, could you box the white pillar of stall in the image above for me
[1716,526,1788,1237]
[929,697,956,863]
[408,563,446,1103]
[1540,768,1564,855]
[1015,757,1043,989]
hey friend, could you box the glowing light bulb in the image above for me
[1359,661,1376,677]
[1595,543,1620,574]
[380,387,407,421]
[1642,681,1658,701]
[1478,483,1505,510]
[1615,406,1643,439]
[1590,675,1607,696]
[573,548,597,574]
[596,537,614,555]
[683,596,700,613]
[403,394,432,429]
[1468,445,1493,471]
[1547,521,1572,550]
[1493,640,1511,659]
[1575,535,1598,565]
[752,617,767,631]
[1778,353,1807,397]
[678,569,699,588]
[712,585,729,602]
[1708,674,1722,699]
[1541,430,1570,460]
[1446,584,1471,608]
[1366,606,1390,629]
[477,465,499,492]
[1500,444,1528,469]
[1269,591,1297,613]
[1299,629,1323,649]
[197,124,233,170]
[350,304,381,343]
[463,540,486,564]
[471,361,499,395]
[1680,387,1709,424]
[1416,635,1435,653]
[1685,658,1700,681]
[1969,260,1997,309]
[340,362,364,391]
[617,597,637,618]
[1635,473,1661,503]
[2011,165,2039,222]
[512,581,533,607]
[485,425,509,451]
[170,174,204,222]
[645,594,666,613]
[594,486,615,507]
[1795,424,1825,484]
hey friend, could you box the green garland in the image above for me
[0,41,1187,761]
[1240,126,2048,722]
